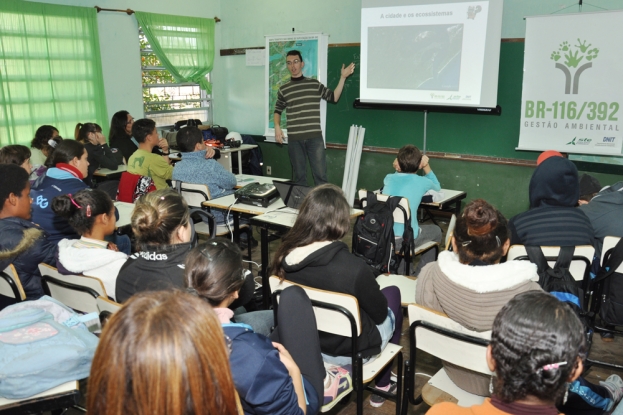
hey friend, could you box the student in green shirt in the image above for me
[127,119,172,190]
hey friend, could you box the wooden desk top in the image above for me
[94,164,127,177]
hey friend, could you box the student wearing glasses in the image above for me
[108,110,167,162]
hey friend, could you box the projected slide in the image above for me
[360,0,503,108]
[368,24,463,91]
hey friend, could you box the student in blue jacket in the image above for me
[185,239,354,415]
[0,164,56,300]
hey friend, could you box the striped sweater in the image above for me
[274,77,334,141]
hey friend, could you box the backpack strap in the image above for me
[525,246,551,286]
[366,191,378,207]
[592,238,623,284]
[554,246,575,272]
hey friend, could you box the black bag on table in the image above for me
[204,124,229,143]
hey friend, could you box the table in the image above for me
[171,144,258,174]
[251,207,364,308]
[419,189,466,225]
[114,201,134,228]
[235,174,288,188]
[93,164,127,177]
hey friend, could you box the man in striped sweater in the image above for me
[274,50,355,186]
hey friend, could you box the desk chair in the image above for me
[401,304,491,414]
[358,190,439,276]
[173,180,252,261]
[0,265,25,303]
[445,214,457,251]
[270,276,403,415]
[507,245,594,305]
[38,263,108,298]
[41,276,99,315]
[0,380,81,415]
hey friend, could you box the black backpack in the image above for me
[591,238,623,326]
[525,246,587,318]
[353,192,413,274]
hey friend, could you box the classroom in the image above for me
[2,0,623,414]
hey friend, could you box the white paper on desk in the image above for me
[424,189,445,202]
[246,49,265,66]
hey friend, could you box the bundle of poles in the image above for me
[341,125,366,207]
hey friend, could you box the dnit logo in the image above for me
[550,39,599,94]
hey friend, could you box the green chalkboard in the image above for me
[325,42,537,161]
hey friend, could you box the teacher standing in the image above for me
[274,50,355,186]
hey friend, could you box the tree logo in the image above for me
[550,39,599,94]
[567,137,576,145]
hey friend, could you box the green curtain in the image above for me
[135,11,215,94]
[0,0,108,146]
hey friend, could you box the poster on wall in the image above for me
[518,11,623,156]
[264,33,329,143]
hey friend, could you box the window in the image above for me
[140,31,212,127]
[0,1,107,145]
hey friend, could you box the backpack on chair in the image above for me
[525,246,589,329]
[591,238,623,327]
[353,192,404,274]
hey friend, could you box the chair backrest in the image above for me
[0,265,26,301]
[269,276,361,337]
[96,296,122,315]
[38,263,107,298]
[172,180,212,208]
[507,245,595,282]
[117,172,156,203]
[408,304,492,375]
[42,275,99,314]
[602,236,623,273]
[445,214,457,250]
[358,189,410,225]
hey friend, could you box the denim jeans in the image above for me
[288,136,328,186]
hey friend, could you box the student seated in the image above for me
[108,110,165,162]
[272,184,402,408]
[87,290,240,415]
[30,139,91,244]
[0,164,57,300]
[29,125,59,179]
[0,145,32,174]
[426,291,623,415]
[52,189,128,299]
[115,189,192,303]
[416,199,541,395]
[127,118,171,190]
[509,156,594,247]
[382,144,442,275]
[172,126,234,225]
[74,122,120,187]
[185,239,353,414]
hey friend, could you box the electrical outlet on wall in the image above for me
[266,166,272,175]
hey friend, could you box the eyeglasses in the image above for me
[126,118,135,125]
[286,60,301,66]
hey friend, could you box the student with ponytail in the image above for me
[74,122,120,187]
[52,189,128,299]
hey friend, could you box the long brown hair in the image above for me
[271,183,350,279]
[87,290,239,415]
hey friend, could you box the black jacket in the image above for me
[509,157,594,247]
[0,217,57,299]
[115,242,191,303]
[281,241,388,358]
[83,142,120,187]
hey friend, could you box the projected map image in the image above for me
[367,24,463,91]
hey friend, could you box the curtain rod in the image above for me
[94,7,221,22]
